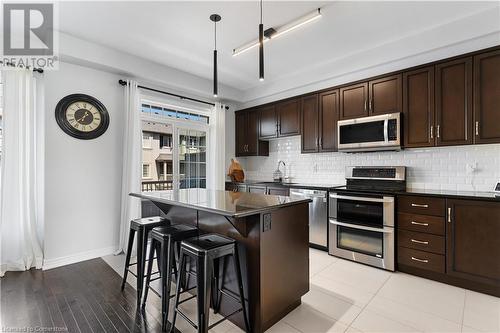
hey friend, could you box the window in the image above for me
[141,100,210,192]
[142,164,151,179]
[159,134,172,149]
[142,133,151,149]
[141,103,209,124]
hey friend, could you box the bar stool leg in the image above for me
[169,249,187,333]
[142,238,157,309]
[121,228,135,291]
[136,228,147,308]
[161,240,174,331]
[232,247,250,333]
[196,255,213,333]
[212,258,221,313]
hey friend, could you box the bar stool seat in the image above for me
[170,233,250,333]
[121,216,169,308]
[142,224,199,331]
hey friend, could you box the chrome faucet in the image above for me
[273,160,286,182]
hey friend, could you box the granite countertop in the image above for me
[227,180,343,191]
[130,189,312,218]
[399,188,500,201]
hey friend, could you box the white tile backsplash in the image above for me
[238,136,500,192]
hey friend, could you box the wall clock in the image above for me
[55,94,109,140]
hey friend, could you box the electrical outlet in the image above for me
[263,213,272,232]
[466,162,478,174]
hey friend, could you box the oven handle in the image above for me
[329,219,394,233]
[329,193,394,203]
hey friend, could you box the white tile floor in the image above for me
[102,249,500,333]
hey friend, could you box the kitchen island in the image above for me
[130,189,311,333]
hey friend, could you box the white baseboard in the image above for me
[42,245,118,270]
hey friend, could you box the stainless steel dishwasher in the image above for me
[289,188,328,250]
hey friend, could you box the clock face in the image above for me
[55,94,109,140]
[65,102,102,133]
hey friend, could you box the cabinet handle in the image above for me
[319,137,322,148]
[411,203,429,208]
[411,221,429,226]
[411,239,429,245]
[430,125,434,139]
[411,256,429,263]
[475,121,479,136]
[436,125,440,138]
[369,99,373,112]
[448,207,451,223]
[316,137,319,148]
[364,100,367,112]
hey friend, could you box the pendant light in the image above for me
[210,14,221,97]
[259,0,264,81]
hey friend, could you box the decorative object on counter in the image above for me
[55,93,109,140]
[273,160,286,182]
[228,158,245,182]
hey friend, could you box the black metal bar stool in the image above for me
[142,224,199,331]
[121,216,169,307]
[170,234,250,333]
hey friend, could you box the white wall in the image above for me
[43,62,124,269]
[241,136,500,193]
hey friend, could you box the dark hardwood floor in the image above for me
[0,258,168,333]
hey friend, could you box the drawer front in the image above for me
[398,212,445,235]
[398,247,445,273]
[398,195,445,216]
[398,229,445,254]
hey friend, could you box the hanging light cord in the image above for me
[260,0,263,25]
[214,20,217,49]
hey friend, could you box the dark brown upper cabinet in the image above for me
[403,66,435,148]
[258,105,277,139]
[435,57,473,146]
[340,74,402,120]
[301,94,319,153]
[446,199,500,288]
[301,91,339,153]
[339,83,368,120]
[474,49,500,144]
[235,110,269,157]
[319,90,339,152]
[276,98,301,137]
[369,74,402,116]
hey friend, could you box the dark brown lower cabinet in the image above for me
[447,199,500,289]
[398,195,500,297]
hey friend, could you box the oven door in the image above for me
[329,219,395,271]
[329,193,395,228]
[337,113,401,152]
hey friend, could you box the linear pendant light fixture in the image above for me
[210,14,221,98]
[233,8,322,57]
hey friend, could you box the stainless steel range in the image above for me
[328,166,406,271]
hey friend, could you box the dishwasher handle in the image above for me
[290,190,327,199]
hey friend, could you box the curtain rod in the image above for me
[118,79,229,110]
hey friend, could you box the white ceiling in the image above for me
[59,1,499,94]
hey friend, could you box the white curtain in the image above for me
[0,69,44,276]
[117,80,142,253]
[209,102,226,190]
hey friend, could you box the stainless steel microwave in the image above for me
[337,113,401,152]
